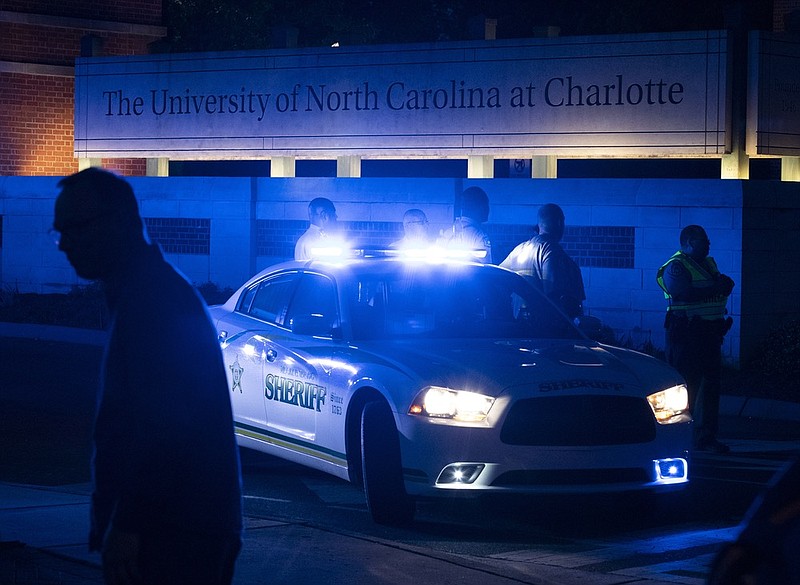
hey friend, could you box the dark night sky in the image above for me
[165,0,775,52]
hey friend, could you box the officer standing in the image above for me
[437,186,492,263]
[656,225,734,453]
[295,197,338,260]
[500,203,585,320]
[390,208,430,249]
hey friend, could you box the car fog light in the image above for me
[436,463,485,485]
[654,458,687,482]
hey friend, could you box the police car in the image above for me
[209,250,692,524]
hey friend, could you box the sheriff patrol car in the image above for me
[209,250,691,525]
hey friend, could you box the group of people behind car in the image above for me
[296,188,737,457]
[295,187,585,321]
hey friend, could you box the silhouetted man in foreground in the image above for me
[709,456,800,583]
[52,168,242,585]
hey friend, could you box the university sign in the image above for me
[107,76,685,119]
[74,30,730,159]
[747,32,800,157]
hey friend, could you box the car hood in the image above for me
[353,338,682,398]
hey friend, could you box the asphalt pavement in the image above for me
[2,322,800,585]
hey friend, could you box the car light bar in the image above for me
[307,245,488,262]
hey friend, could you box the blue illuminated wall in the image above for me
[144,218,210,255]
[252,220,632,266]
[1,175,799,365]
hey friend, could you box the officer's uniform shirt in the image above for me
[438,217,492,263]
[501,233,585,318]
[295,224,325,261]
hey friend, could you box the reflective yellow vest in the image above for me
[656,251,728,320]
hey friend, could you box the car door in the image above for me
[222,272,300,431]
[225,331,270,429]
[262,272,339,445]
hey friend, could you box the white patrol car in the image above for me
[209,251,692,525]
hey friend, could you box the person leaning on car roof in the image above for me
[437,186,493,263]
[51,167,243,585]
[500,203,585,321]
[656,224,734,454]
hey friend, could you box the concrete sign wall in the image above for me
[74,31,730,159]
[747,32,800,156]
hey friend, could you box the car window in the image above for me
[345,264,580,341]
[237,285,257,313]
[285,273,339,336]
[242,272,300,325]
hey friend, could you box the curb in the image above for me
[721,394,800,423]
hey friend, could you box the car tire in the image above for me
[360,400,415,525]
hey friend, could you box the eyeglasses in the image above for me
[47,228,63,246]
[48,213,110,246]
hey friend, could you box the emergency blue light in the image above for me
[654,458,688,483]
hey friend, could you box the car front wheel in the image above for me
[360,400,415,525]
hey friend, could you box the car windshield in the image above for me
[343,262,582,341]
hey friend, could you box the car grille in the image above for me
[491,467,651,486]
[500,395,656,446]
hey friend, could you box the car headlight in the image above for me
[409,386,494,422]
[647,384,691,424]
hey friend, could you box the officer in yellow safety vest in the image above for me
[657,224,734,454]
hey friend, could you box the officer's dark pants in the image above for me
[665,317,724,442]
[136,529,241,585]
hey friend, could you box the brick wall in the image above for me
[0,73,75,175]
[0,70,148,176]
[102,159,147,176]
[145,218,211,255]
[1,22,159,63]
[0,0,162,26]
[1,1,163,176]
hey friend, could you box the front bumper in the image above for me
[399,414,692,496]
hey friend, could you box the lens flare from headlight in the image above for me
[409,386,494,422]
[647,384,691,424]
